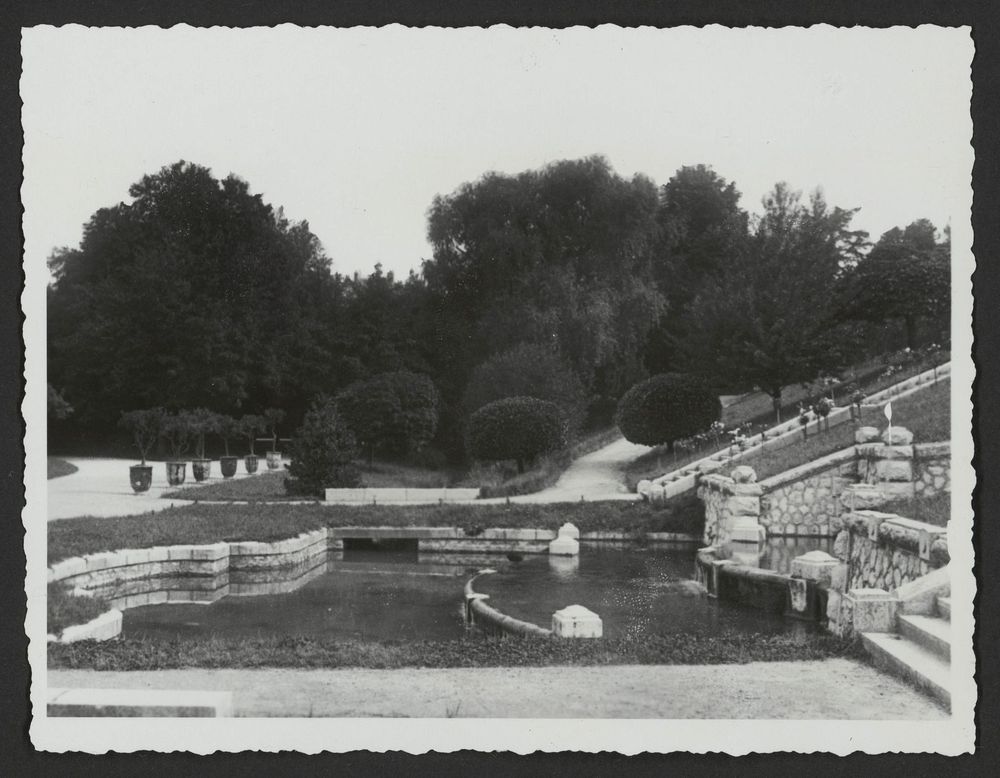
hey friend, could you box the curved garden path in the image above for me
[479,436,649,504]
[46,436,650,520]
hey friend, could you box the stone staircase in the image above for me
[861,593,952,709]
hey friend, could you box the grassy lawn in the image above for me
[875,492,951,528]
[47,497,704,565]
[48,583,109,636]
[47,457,79,480]
[47,630,863,671]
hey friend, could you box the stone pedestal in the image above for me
[855,426,881,444]
[730,516,766,544]
[791,550,840,586]
[844,588,898,633]
[558,522,580,540]
[552,604,603,638]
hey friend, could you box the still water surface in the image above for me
[124,539,830,642]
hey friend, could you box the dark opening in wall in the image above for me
[342,537,419,562]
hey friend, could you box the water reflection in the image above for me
[114,541,827,642]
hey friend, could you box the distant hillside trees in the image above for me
[837,219,950,349]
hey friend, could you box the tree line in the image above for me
[47,158,950,461]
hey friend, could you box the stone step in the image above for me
[861,631,951,709]
[937,595,951,621]
[898,614,951,661]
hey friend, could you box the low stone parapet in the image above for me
[325,487,481,504]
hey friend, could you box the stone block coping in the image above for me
[47,688,233,717]
[914,441,950,458]
[325,487,481,504]
[758,446,856,492]
[48,608,123,644]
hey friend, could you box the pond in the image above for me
[122,538,829,642]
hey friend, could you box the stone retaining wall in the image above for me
[698,472,762,547]
[758,448,856,538]
[913,442,951,497]
[325,487,481,504]
[836,511,949,592]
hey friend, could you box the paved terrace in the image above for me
[49,659,948,719]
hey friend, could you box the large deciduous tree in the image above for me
[837,219,950,349]
[47,161,343,430]
[422,155,665,437]
[674,183,869,421]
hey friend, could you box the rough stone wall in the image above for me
[759,457,856,538]
[835,512,948,591]
[913,442,951,497]
[698,472,761,547]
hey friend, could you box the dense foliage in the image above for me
[46,157,950,458]
[336,370,439,459]
[286,396,360,496]
[461,344,587,429]
[467,397,566,473]
[616,373,720,449]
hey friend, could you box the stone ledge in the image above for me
[47,688,233,718]
[914,441,950,458]
[53,608,122,643]
[759,446,856,492]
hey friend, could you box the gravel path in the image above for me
[478,436,650,505]
[49,659,947,719]
[48,438,649,520]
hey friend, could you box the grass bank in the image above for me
[876,492,950,528]
[48,496,704,565]
[627,378,950,489]
[48,583,109,636]
[627,362,950,490]
[47,457,79,480]
[47,630,863,671]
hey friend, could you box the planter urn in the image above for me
[244,454,259,474]
[266,451,282,470]
[191,458,212,482]
[129,464,153,494]
[220,456,239,478]
[165,461,187,486]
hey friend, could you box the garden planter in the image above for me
[165,461,187,486]
[128,465,153,494]
[266,451,282,470]
[191,458,212,482]
[220,456,239,478]
[244,454,259,474]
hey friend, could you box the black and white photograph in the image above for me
[20,24,975,753]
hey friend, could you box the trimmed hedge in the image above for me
[467,396,566,473]
[616,373,720,449]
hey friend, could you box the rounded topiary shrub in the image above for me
[616,373,720,450]
[467,396,566,473]
[286,395,361,497]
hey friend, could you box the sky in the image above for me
[21,25,973,279]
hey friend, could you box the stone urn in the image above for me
[191,458,212,482]
[244,454,259,474]
[165,461,187,486]
[266,451,282,470]
[220,456,239,479]
[129,464,153,494]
